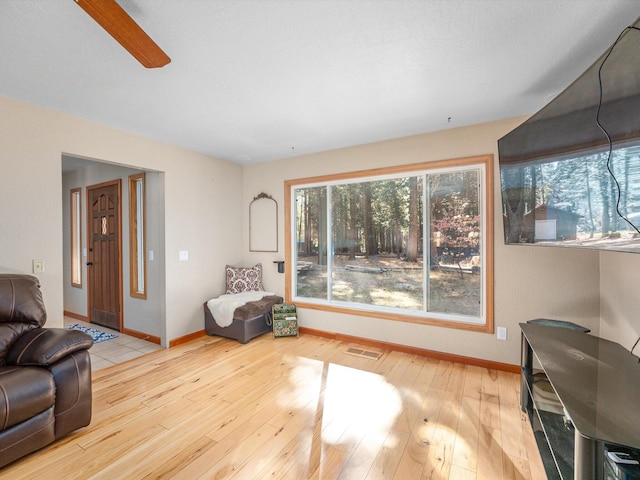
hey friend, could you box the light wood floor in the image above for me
[2,333,546,479]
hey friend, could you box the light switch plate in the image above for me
[179,250,188,261]
[33,259,45,273]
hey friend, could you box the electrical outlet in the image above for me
[497,326,507,341]
[179,250,189,261]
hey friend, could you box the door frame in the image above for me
[86,179,123,332]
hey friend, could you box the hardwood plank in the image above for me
[172,422,279,479]
[254,440,312,479]
[422,390,461,480]
[502,452,531,480]
[463,368,484,401]
[451,395,480,473]
[499,405,528,461]
[365,430,411,480]
[477,424,504,480]
[479,387,501,430]
[225,418,311,479]
[253,415,318,479]
[393,381,445,479]
[336,431,387,480]
[91,430,217,479]
[391,355,429,433]
[480,368,500,398]
[445,465,477,480]
[497,370,521,409]
[445,362,466,400]
[307,443,350,479]
[1,334,544,480]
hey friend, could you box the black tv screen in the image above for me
[498,17,640,253]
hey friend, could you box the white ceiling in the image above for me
[1,1,639,165]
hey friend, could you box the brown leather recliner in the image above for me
[0,274,93,468]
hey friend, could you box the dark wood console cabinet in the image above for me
[520,322,640,480]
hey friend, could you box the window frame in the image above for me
[70,188,82,288]
[128,173,147,299]
[284,155,494,333]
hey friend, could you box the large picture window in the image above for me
[285,155,494,332]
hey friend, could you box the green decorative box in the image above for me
[272,303,298,338]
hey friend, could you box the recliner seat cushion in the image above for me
[0,408,55,468]
[0,366,55,431]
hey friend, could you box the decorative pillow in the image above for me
[225,263,264,294]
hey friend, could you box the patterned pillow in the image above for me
[225,263,264,294]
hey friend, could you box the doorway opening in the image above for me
[61,154,167,348]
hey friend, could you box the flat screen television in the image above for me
[498,17,640,253]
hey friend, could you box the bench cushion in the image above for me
[233,295,283,321]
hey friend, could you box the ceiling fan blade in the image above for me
[74,0,170,68]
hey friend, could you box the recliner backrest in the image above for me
[0,275,47,365]
[0,275,46,326]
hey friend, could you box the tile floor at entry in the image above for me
[64,317,163,371]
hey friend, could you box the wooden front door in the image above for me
[87,180,122,331]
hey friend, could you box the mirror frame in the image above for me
[249,192,278,252]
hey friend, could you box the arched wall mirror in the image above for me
[249,192,278,252]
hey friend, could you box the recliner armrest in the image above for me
[6,328,93,366]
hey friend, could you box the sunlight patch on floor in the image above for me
[324,363,401,445]
[280,354,481,479]
[284,357,402,446]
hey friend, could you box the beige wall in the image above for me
[3,92,626,362]
[599,251,640,349]
[243,118,602,365]
[0,95,243,345]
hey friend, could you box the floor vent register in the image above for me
[345,347,383,360]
